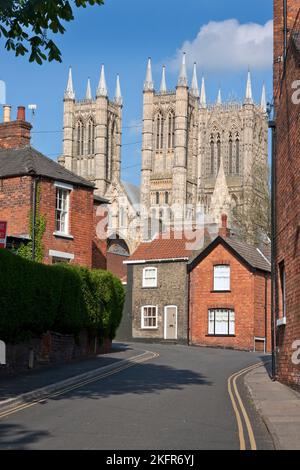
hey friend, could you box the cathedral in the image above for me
[59,54,268,254]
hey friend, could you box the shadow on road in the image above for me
[0,422,50,449]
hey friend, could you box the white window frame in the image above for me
[54,184,72,236]
[208,309,235,336]
[213,265,230,291]
[142,267,158,288]
[141,305,158,330]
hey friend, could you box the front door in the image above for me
[164,306,178,340]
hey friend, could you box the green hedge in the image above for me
[0,249,125,343]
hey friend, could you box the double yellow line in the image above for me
[228,362,262,450]
[0,350,159,420]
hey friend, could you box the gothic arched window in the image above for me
[156,192,160,205]
[235,133,240,175]
[155,112,164,151]
[210,134,214,175]
[217,133,221,172]
[165,192,169,204]
[76,120,84,156]
[167,111,175,150]
[87,118,95,155]
[229,133,233,174]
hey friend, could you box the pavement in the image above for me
[245,364,300,450]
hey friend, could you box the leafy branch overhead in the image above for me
[0,0,104,64]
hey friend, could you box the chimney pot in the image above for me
[3,105,11,123]
[219,214,230,238]
[17,106,26,121]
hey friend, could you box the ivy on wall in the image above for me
[18,182,46,263]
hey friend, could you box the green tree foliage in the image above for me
[0,249,125,343]
[0,249,84,343]
[0,1,104,64]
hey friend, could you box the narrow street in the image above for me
[0,344,274,450]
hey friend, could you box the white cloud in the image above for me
[168,19,273,72]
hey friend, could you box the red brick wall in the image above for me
[274,6,300,388]
[254,273,271,353]
[39,179,93,268]
[274,0,300,104]
[0,176,32,236]
[189,243,271,352]
[107,252,128,280]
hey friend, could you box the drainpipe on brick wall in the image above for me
[31,177,38,261]
[269,112,277,379]
[283,0,288,62]
[264,274,268,354]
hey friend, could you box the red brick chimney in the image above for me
[219,214,230,238]
[0,106,32,149]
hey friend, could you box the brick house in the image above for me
[188,234,271,352]
[273,1,300,388]
[0,105,102,267]
[125,234,196,342]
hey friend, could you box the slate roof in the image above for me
[0,147,94,189]
[188,235,271,273]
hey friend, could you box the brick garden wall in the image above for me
[0,331,112,375]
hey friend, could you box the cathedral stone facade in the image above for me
[141,54,269,229]
[59,66,140,254]
[59,56,268,253]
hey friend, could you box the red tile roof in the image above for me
[127,230,214,263]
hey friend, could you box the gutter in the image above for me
[124,257,189,265]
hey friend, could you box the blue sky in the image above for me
[0,0,273,186]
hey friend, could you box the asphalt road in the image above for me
[0,343,274,450]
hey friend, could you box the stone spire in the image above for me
[85,78,92,100]
[160,66,167,93]
[144,57,154,91]
[114,74,123,105]
[245,70,253,104]
[65,67,75,100]
[190,63,199,97]
[210,157,231,224]
[200,77,207,108]
[178,52,188,87]
[97,64,108,97]
[217,88,222,105]
[261,82,267,113]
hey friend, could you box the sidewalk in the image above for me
[0,342,142,409]
[245,364,300,450]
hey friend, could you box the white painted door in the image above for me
[164,306,178,340]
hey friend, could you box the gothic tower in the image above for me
[140,54,268,229]
[59,66,123,197]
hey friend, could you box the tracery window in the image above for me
[235,133,240,175]
[76,120,84,156]
[155,112,164,151]
[167,111,175,150]
[217,133,221,172]
[210,134,214,175]
[87,118,95,155]
[229,133,233,174]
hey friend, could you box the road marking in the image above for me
[228,362,262,450]
[0,350,159,420]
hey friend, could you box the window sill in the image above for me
[206,334,236,338]
[211,290,231,293]
[141,327,159,330]
[53,232,74,240]
[142,286,158,289]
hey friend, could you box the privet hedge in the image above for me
[0,249,125,344]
